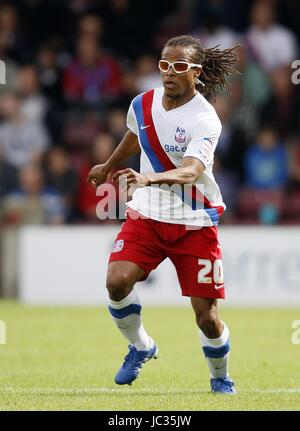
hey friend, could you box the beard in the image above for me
[165,91,181,99]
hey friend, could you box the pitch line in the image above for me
[1,387,300,395]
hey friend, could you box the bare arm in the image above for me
[88,130,140,186]
[146,157,205,185]
[112,157,205,189]
[106,130,140,171]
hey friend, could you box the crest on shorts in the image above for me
[175,126,186,144]
[112,239,124,252]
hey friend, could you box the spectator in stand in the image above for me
[17,63,63,141]
[36,44,63,104]
[0,92,49,170]
[0,35,19,96]
[213,154,239,223]
[117,69,139,109]
[106,108,127,142]
[285,138,300,194]
[44,146,78,220]
[212,94,249,182]
[63,109,104,153]
[65,0,102,33]
[234,45,271,109]
[106,107,140,171]
[77,133,119,222]
[192,9,240,50]
[135,55,161,93]
[0,3,29,63]
[0,153,17,200]
[63,35,122,106]
[0,164,66,225]
[246,0,298,72]
[229,76,259,143]
[244,126,288,189]
[103,0,151,59]
[278,0,300,43]
[17,65,48,124]
[78,14,104,44]
[151,9,190,55]
[281,139,300,223]
[260,66,300,138]
[192,0,252,34]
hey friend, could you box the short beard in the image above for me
[165,85,192,100]
[165,92,181,99]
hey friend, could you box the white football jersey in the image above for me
[126,86,225,226]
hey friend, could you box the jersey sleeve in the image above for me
[126,101,138,135]
[183,114,222,168]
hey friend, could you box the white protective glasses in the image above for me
[158,59,202,74]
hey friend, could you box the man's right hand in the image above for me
[87,130,140,187]
[87,163,110,187]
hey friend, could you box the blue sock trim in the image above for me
[109,303,142,319]
[202,340,230,358]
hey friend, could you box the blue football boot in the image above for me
[210,377,236,394]
[115,343,159,385]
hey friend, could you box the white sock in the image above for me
[108,289,152,351]
[199,322,230,379]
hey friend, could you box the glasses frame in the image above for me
[158,60,202,74]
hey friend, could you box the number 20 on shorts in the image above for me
[197,258,224,284]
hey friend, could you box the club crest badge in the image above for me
[112,239,124,252]
[175,126,186,144]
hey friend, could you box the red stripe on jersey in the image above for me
[142,90,175,171]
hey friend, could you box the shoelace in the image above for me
[122,346,145,369]
[122,346,135,366]
[215,379,233,389]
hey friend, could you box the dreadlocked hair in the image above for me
[163,35,240,98]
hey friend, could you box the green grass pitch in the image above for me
[0,301,299,410]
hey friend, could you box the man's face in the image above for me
[77,37,99,67]
[0,93,20,119]
[160,45,201,99]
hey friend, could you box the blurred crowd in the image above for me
[0,0,300,226]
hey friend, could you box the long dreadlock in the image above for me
[163,35,240,98]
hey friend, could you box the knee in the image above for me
[106,270,132,301]
[195,309,219,336]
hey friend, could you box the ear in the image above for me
[194,71,201,80]
[194,66,202,78]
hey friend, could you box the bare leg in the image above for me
[106,261,145,301]
[190,297,223,338]
[190,296,233,386]
[106,261,153,351]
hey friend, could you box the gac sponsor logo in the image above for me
[165,144,187,153]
